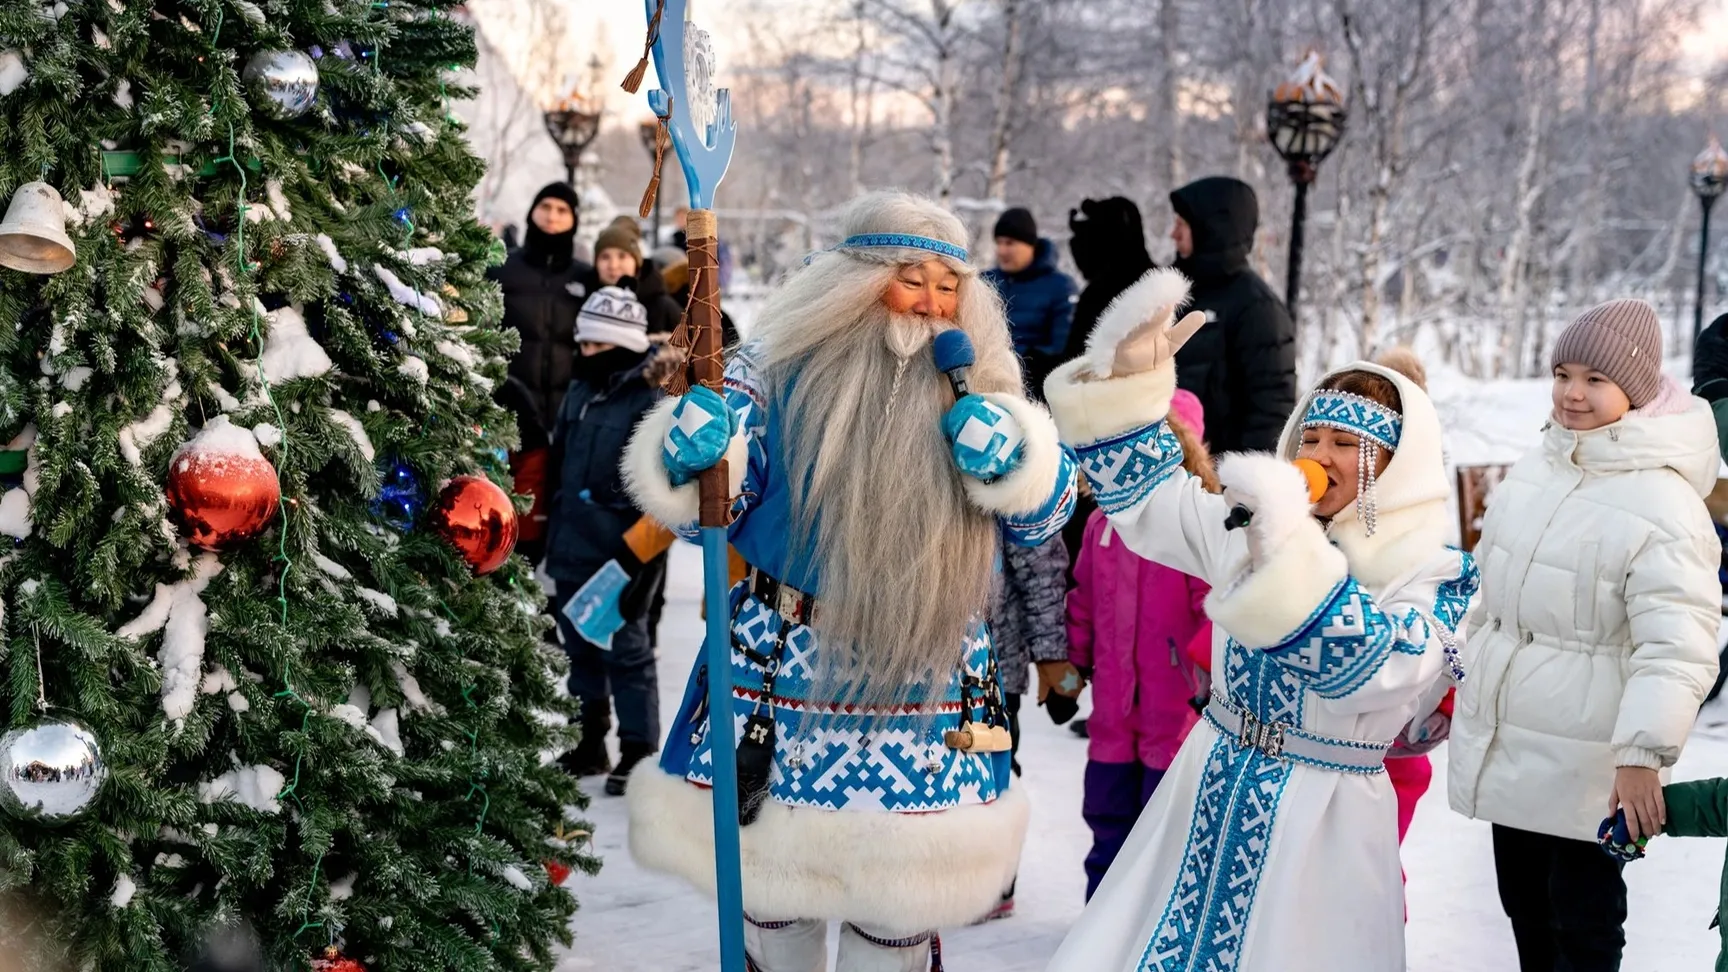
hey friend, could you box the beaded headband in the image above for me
[838,233,969,263]
[1301,391,1402,452]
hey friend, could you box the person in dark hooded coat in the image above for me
[487,182,592,432]
[1694,312,1728,461]
[1063,197,1157,363]
[1058,197,1158,605]
[1167,176,1297,454]
[1691,311,1728,704]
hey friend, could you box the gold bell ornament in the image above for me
[0,182,76,274]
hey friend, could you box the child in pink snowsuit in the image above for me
[1067,389,1216,900]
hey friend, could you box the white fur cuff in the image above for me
[1042,357,1178,447]
[965,394,1066,516]
[621,397,747,528]
[1206,525,1348,649]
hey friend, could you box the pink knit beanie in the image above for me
[1551,299,1663,408]
[1169,388,1205,440]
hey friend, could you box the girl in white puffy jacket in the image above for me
[1450,298,1722,972]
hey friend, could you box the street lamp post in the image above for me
[639,118,665,245]
[542,95,602,189]
[1691,136,1728,346]
[1266,51,1347,324]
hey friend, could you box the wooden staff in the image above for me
[627,2,743,967]
[685,209,729,528]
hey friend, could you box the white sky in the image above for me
[576,0,759,126]
[568,0,1728,127]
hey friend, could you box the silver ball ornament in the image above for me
[242,49,320,119]
[0,717,106,822]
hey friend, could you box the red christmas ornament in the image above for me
[311,946,366,972]
[543,858,572,886]
[428,475,518,574]
[166,417,281,550]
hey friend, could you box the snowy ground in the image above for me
[556,543,1728,970]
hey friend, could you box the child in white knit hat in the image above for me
[1450,297,1722,971]
[574,285,651,353]
[547,284,684,796]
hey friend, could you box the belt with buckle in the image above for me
[1204,692,1390,775]
[749,569,818,627]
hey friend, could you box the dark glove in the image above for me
[1598,810,1649,862]
[1043,692,1079,725]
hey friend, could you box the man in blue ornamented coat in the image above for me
[620,191,1077,971]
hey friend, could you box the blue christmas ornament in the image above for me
[371,458,424,530]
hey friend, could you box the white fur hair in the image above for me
[740,190,1026,724]
[1084,268,1193,378]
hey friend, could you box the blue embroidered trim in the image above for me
[1137,638,1306,971]
[1003,447,1078,545]
[1302,390,1402,451]
[1262,578,1398,699]
[1139,734,1294,970]
[1434,551,1480,631]
[1075,420,1184,515]
[840,233,970,263]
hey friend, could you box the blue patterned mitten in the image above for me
[943,394,1026,483]
[661,386,737,487]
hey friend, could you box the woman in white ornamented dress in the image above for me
[1040,269,1480,972]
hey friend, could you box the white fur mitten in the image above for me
[1217,454,1320,567]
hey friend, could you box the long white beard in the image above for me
[885,313,935,359]
[773,304,1001,722]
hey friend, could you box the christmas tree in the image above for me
[0,0,593,968]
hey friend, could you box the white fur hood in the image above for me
[1276,360,1453,588]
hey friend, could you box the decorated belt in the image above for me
[749,569,817,627]
[1204,693,1391,775]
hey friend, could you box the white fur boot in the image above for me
[836,923,933,972]
[744,916,826,972]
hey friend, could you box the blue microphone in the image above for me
[932,329,975,400]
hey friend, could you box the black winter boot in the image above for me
[558,737,611,778]
[558,704,613,777]
[605,741,657,796]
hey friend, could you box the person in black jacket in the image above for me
[1167,176,1297,454]
[1063,197,1157,363]
[546,286,684,795]
[594,217,685,338]
[1694,312,1728,460]
[1692,312,1728,704]
[488,183,591,432]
